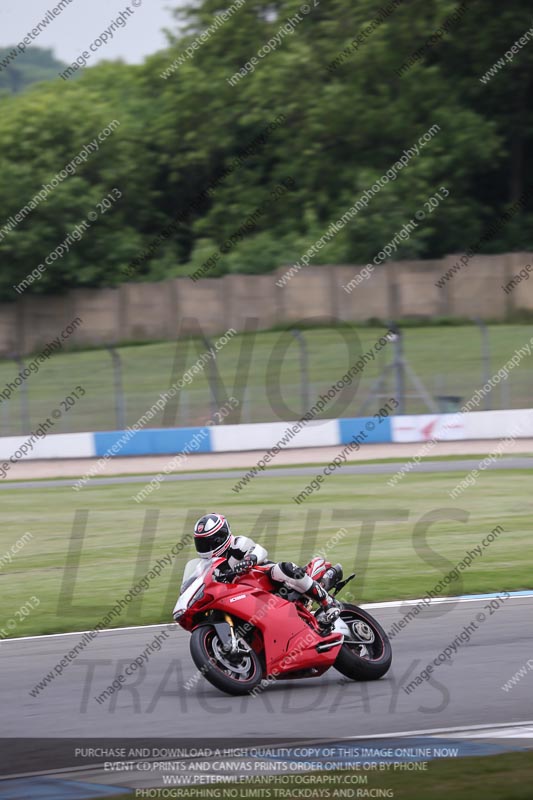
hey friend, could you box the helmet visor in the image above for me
[195,531,231,556]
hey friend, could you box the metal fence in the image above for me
[0,324,531,437]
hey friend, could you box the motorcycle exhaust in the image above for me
[320,564,343,592]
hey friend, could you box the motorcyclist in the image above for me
[190,513,341,630]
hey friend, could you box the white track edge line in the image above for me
[347,720,533,738]
[2,591,532,644]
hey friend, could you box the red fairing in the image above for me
[178,559,342,678]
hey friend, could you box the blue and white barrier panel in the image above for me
[94,427,212,457]
[338,416,392,445]
[1,408,532,462]
[0,432,95,462]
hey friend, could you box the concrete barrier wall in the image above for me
[1,252,532,355]
[1,408,532,465]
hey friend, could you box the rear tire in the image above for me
[334,603,392,681]
[190,624,264,696]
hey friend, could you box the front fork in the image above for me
[222,613,239,654]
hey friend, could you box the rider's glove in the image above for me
[233,555,257,575]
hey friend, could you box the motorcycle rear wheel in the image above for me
[190,624,264,696]
[334,603,392,681]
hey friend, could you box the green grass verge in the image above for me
[0,324,531,435]
[98,752,533,800]
[1,466,531,638]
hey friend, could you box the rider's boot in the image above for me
[306,580,341,632]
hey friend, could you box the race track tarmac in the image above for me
[2,594,532,794]
[1,456,533,490]
[3,594,532,739]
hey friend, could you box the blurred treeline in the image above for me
[0,0,532,299]
[0,47,67,94]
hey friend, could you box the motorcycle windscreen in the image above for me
[180,557,206,593]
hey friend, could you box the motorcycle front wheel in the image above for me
[190,624,264,696]
[334,603,392,681]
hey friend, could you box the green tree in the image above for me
[0,47,68,94]
[0,0,531,297]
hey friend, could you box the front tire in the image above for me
[334,603,392,681]
[190,625,263,696]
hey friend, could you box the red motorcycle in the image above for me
[173,556,392,696]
